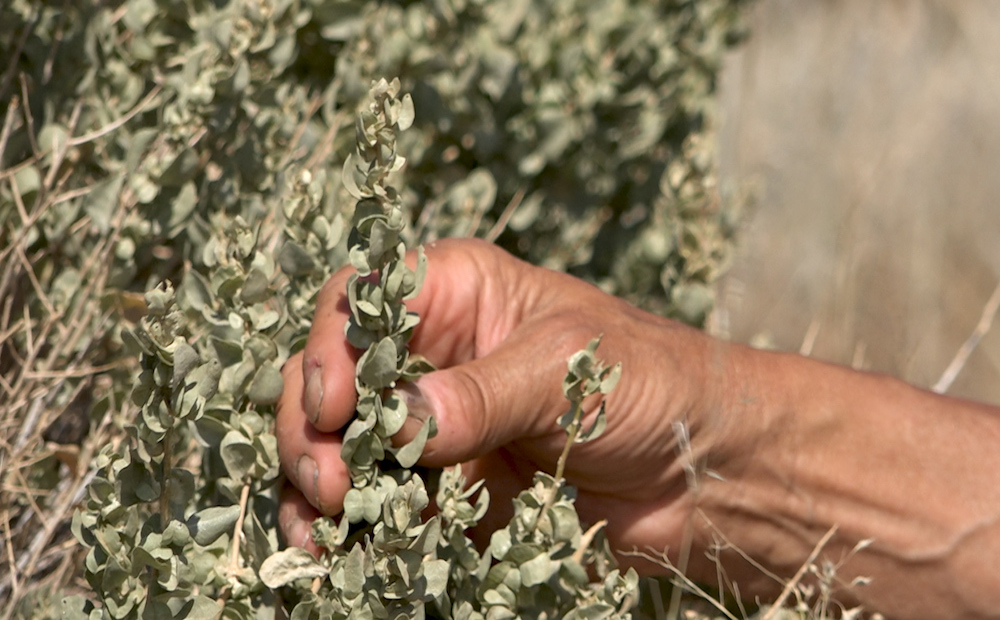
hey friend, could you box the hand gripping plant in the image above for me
[73,78,637,620]
[262,79,638,620]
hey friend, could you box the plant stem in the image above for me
[554,401,581,484]
[541,400,582,522]
[159,427,172,525]
[759,525,838,620]
[666,515,692,620]
[571,519,607,565]
[229,481,252,572]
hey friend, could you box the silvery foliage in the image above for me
[71,213,304,619]
[259,79,639,620]
[1,0,744,616]
[336,0,747,323]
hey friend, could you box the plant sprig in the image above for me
[338,77,432,490]
[261,80,638,620]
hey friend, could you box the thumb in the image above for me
[395,323,588,467]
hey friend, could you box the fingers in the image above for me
[298,271,363,433]
[280,238,541,518]
[278,481,322,556]
[276,352,352,515]
[396,316,596,467]
[280,237,667,545]
[301,238,524,434]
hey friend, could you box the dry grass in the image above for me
[0,83,144,615]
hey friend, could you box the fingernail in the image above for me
[289,515,313,550]
[399,382,433,422]
[304,365,323,424]
[296,455,320,510]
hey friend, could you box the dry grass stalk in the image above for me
[933,279,1000,394]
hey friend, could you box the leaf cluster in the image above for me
[332,0,748,322]
[70,213,311,618]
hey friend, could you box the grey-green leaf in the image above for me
[181,595,223,620]
[358,337,399,389]
[343,544,365,599]
[220,430,257,480]
[600,362,622,394]
[519,551,556,587]
[379,393,407,437]
[343,488,364,523]
[397,94,415,131]
[187,505,240,546]
[279,241,317,276]
[393,415,435,468]
[259,547,329,589]
[60,595,94,620]
[422,559,449,598]
[342,151,363,199]
[240,267,271,304]
[576,403,608,443]
[248,361,283,406]
[171,342,200,387]
[83,173,124,235]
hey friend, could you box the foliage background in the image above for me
[0,0,746,617]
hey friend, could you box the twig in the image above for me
[760,525,838,620]
[799,318,820,356]
[0,9,35,104]
[553,401,580,485]
[668,420,697,620]
[0,94,19,166]
[41,0,70,85]
[667,512,693,620]
[485,187,526,243]
[303,80,346,172]
[463,195,488,238]
[42,98,82,191]
[648,578,666,620]
[19,73,39,157]
[8,166,31,226]
[48,184,94,207]
[159,428,173,523]
[229,482,252,571]
[13,399,44,452]
[933,279,1000,394]
[621,548,739,620]
[571,519,607,565]
[23,359,128,380]
[0,174,67,270]
[278,95,323,172]
[68,85,162,147]
[13,242,57,318]
[540,400,581,521]
[1,510,19,603]
[695,507,785,586]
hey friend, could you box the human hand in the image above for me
[276,238,742,574]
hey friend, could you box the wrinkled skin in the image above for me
[277,238,1000,620]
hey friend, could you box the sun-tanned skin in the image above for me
[276,238,1000,620]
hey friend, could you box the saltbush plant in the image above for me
[71,77,637,620]
[0,1,747,618]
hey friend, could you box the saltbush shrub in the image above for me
[0,1,746,618]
